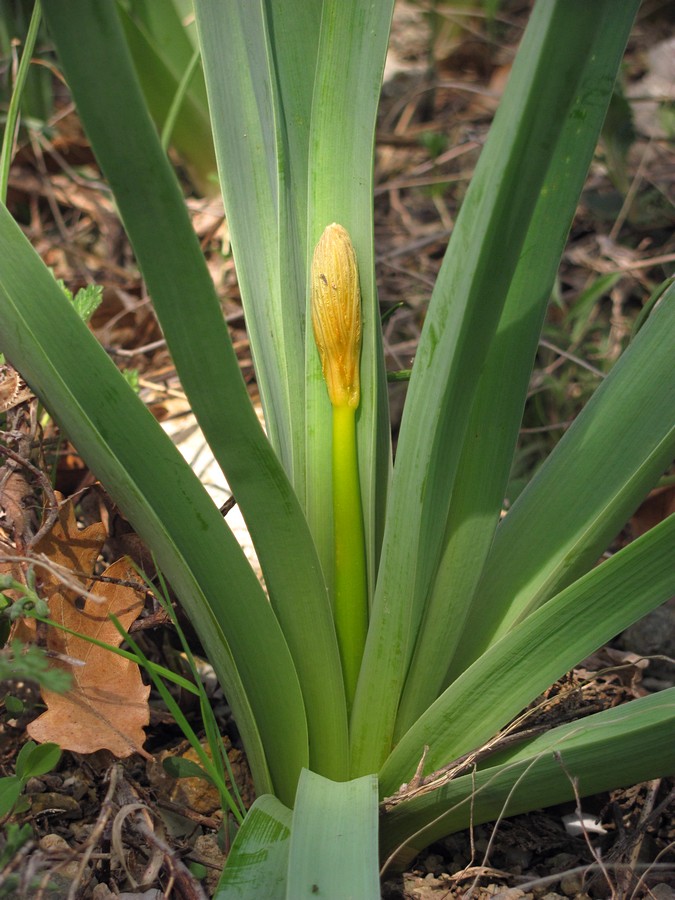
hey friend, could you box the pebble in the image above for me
[30,791,81,818]
[423,852,444,875]
[92,886,114,899]
[38,834,80,880]
[559,870,584,897]
[192,833,227,895]
[24,777,46,794]
[650,886,675,900]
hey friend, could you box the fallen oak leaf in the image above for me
[32,494,107,598]
[8,494,106,645]
[28,557,151,758]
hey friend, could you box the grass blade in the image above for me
[117,0,216,193]
[0,0,41,203]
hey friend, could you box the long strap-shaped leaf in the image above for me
[286,770,380,899]
[0,205,304,805]
[214,771,380,898]
[41,0,349,780]
[214,795,292,899]
[449,281,675,678]
[192,0,311,485]
[304,0,394,596]
[380,688,675,867]
[350,0,638,775]
[117,1,217,194]
[379,512,675,794]
[394,0,640,734]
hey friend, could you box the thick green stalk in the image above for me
[311,224,368,708]
[332,403,368,708]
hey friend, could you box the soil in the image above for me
[1,2,674,897]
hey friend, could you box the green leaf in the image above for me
[4,696,24,716]
[71,283,103,323]
[0,641,72,693]
[449,279,675,678]
[41,0,348,781]
[0,201,304,806]
[380,688,675,869]
[395,0,640,733]
[214,795,292,900]
[0,776,23,818]
[0,822,32,868]
[162,755,214,784]
[304,0,394,601]
[193,0,311,485]
[379,513,675,795]
[286,770,380,900]
[15,742,61,780]
[13,741,37,782]
[350,0,641,776]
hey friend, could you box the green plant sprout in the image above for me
[311,223,368,708]
[0,740,61,898]
[0,1,673,896]
[0,740,61,822]
[0,639,72,699]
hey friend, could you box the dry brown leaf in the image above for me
[9,495,106,645]
[630,484,675,538]
[27,556,151,758]
[8,496,150,758]
[33,495,107,596]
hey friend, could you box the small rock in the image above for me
[118,892,163,900]
[61,772,90,801]
[548,853,578,870]
[503,845,533,870]
[650,886,675,900]
[92,886,114,899]
[38,833,80,879]
[193,833,226,895]
[24,777,46,794]
[617,600,675,682]
[39,833,67,850]
[423,852,443,875]
[559,870,584,897]
[30,791,81,818]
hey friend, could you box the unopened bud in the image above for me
[311,223,362,409]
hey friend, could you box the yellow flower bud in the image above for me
[311,223,362,409]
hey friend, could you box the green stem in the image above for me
[332,403,368,711]
[0,0,42,205]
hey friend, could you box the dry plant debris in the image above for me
[11,500,150,758]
